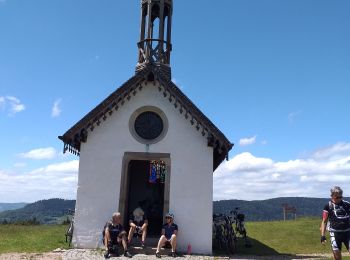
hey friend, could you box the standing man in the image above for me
[104,212,132,258]
[321,186,350,260]
[128,206,148,248]
[155,212,178,258]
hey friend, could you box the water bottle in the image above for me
[187,243,192,255]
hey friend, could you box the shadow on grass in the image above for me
[214,237,327,259]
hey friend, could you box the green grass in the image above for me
[0,224,70,253]
[1,218,350,258]
[233,217,349,257]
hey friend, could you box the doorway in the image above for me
[123,158,169,236]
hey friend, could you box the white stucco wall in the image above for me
[73,81,213,254]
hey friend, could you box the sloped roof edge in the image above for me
[58,64,233,170]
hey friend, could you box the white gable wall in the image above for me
[73,81,213,254]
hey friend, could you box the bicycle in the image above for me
[65,209,75,246]
[230,207,251,247]
[212,213,236,254]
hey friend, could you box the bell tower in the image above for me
[136,0,173,73]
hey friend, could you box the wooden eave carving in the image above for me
[58,64,233,170]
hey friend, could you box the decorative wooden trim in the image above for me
[58,64,233,170]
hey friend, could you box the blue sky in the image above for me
[0,0,349,202]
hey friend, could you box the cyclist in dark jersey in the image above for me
[321,186,350,260]
[127,207,148,248]
[155,212,178,258]
[104,212,132,258]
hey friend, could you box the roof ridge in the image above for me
[59,65,233,170]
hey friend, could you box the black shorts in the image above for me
[163,241,171,249]
[132,226,143,238]
[107,239,121,254]
[329,231,350,251]
[133,232,142,238]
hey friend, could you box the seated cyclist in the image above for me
[155,212,178,258]
[128,206,148,248]
[104,212,132,258]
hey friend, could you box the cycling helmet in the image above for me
[166,212,174,219]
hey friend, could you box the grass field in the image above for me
[1,218,350,259]
[219,217,350,258]
[0,224,69,253]
[235,217,330,255]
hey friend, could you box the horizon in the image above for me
[1,0,349,202]
[0,195,338,205]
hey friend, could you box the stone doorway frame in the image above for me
[118,152,171,228]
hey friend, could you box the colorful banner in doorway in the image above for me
[149,160,166,184]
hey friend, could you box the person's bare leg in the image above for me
[120,235,132,257]
[104,230,111,258]
[128,225,136,243]
[170,234,177,252]
[104,230,110,250]
[156,235,167,253]
[120,235,128,251]
[333,250,342,260]
[141,223,148,244]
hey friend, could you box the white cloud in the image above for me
[4,142,350,203]
[288,110,302,123]
[30,160,79,174]
[0,96,26,116]
[239,135,257,146]
[51,99,62,117]
[214,142,350,201]
[18,147,57,160]
[0,160,78,203]
[311,142,350,160]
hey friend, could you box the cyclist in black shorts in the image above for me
[321,186,350,260]
[104,212,132,258]
[155,212,178,258]
[127,206,148,248]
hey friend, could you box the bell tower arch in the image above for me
[136,0,173,72]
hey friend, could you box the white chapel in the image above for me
[59,0,233,254]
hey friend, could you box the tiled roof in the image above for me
[58,64,233,171]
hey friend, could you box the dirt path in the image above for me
[0,250,334,260]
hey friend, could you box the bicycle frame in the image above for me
[212,214,237,254]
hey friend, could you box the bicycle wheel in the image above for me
[228,230,237,254]
[238,222,247,238]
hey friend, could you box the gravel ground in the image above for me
[0,250,333,260]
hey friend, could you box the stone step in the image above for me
[129,237,159,247]
[129,246,169,256]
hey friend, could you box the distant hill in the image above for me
[0,198,75,224]
[213,197,341,221]
[0,197,339,224]
[0,203,27,213]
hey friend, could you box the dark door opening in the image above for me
[125,160,165,236]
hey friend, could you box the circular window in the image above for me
[134,111,164,140]
[129,106,168,144]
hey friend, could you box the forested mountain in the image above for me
[213,197,343,221]
[0,197,341,224]
[0,203,27,212]
[0,198,75,224]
